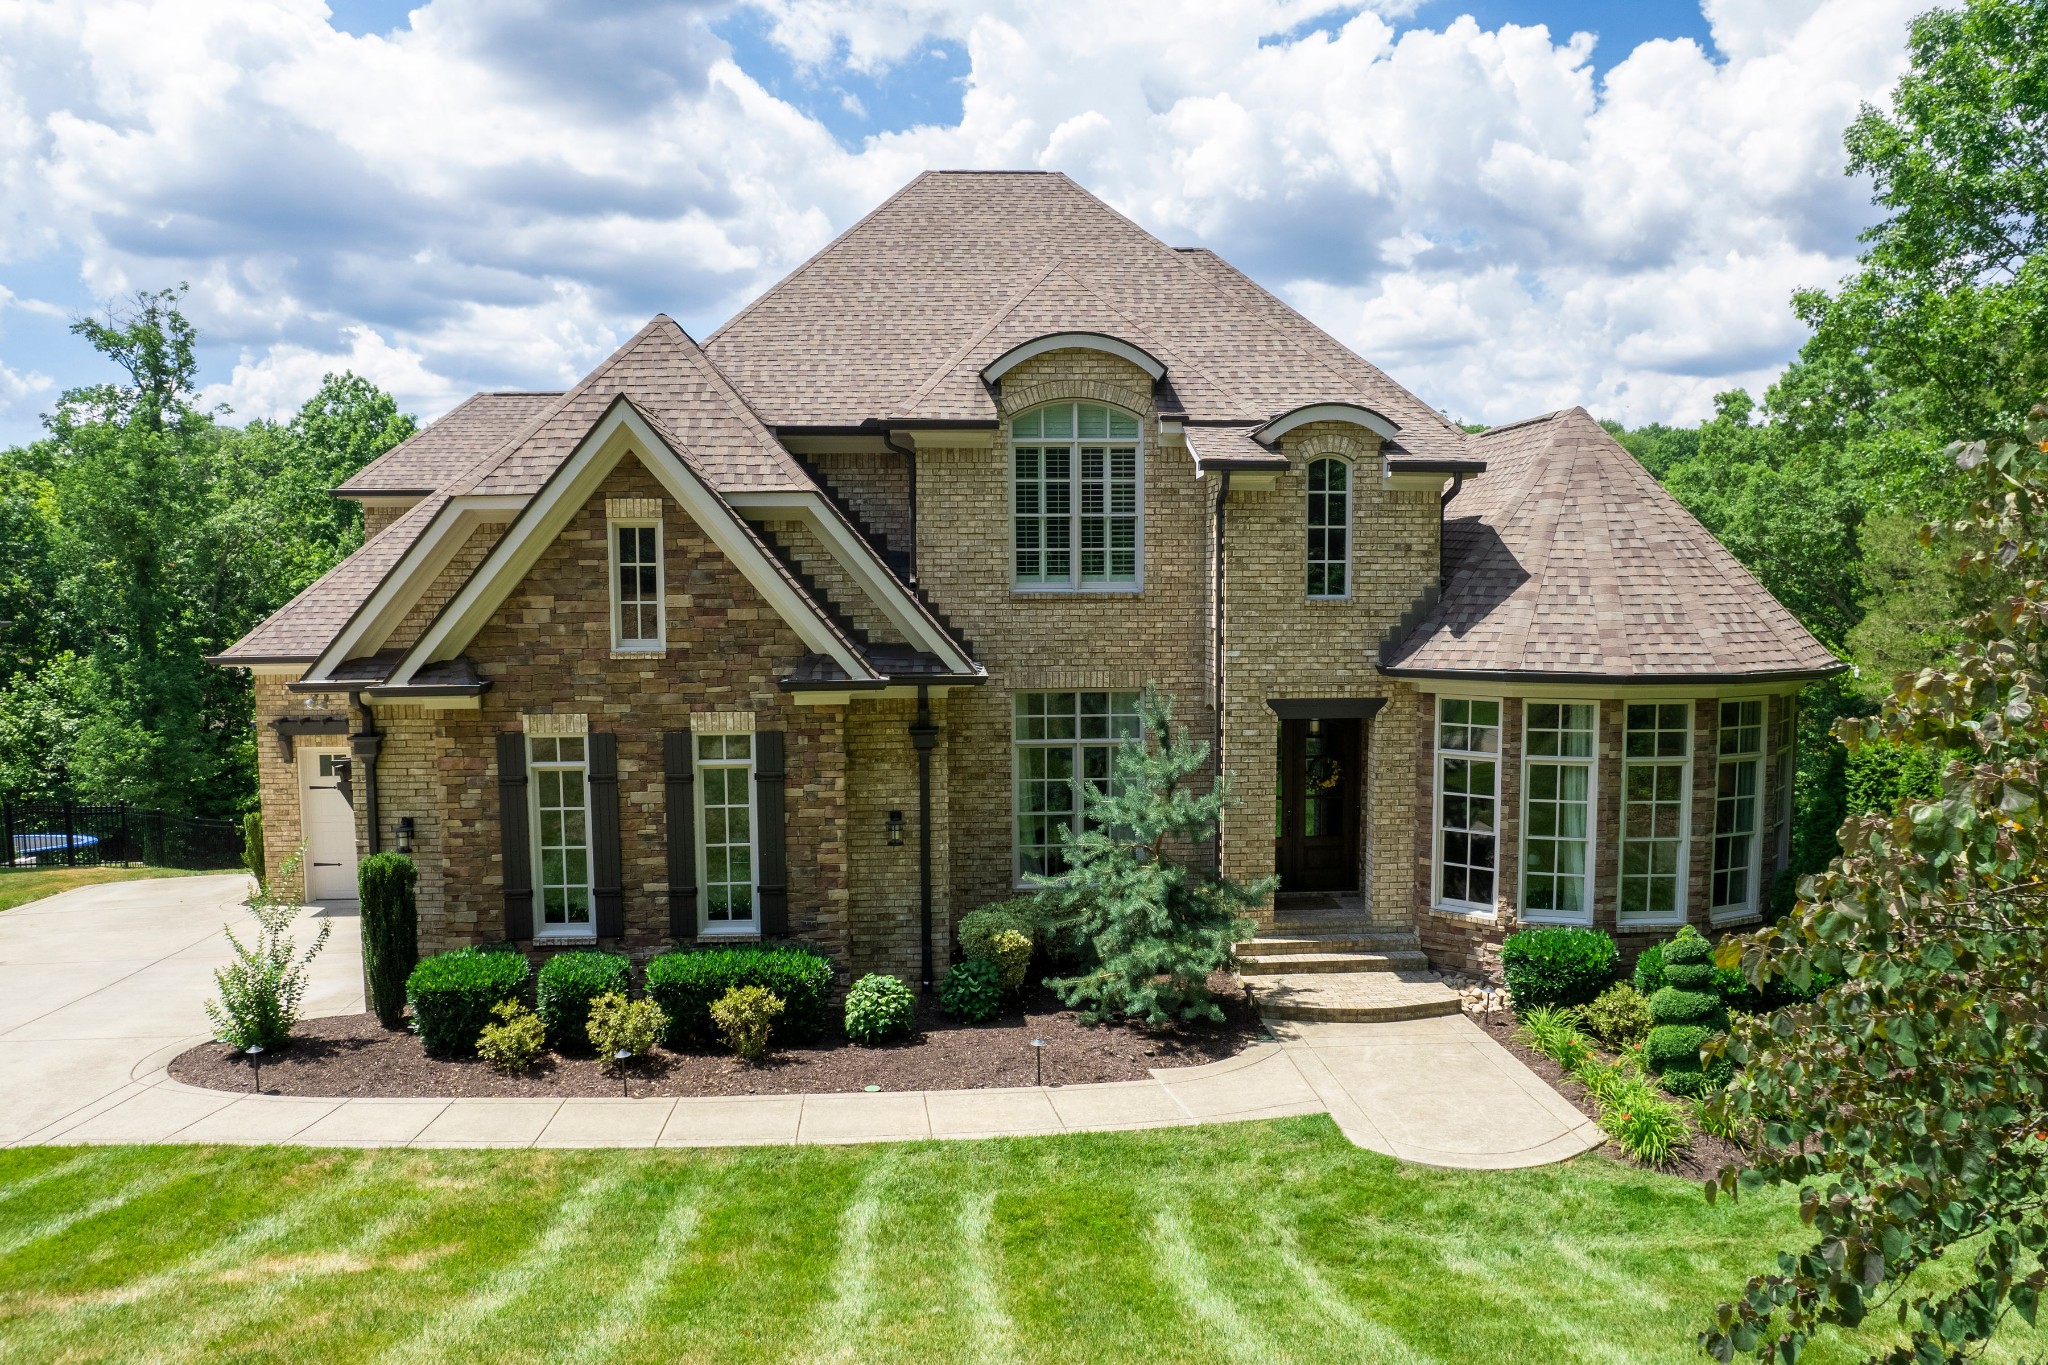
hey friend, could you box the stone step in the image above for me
[1237,950,1431,976]
[1240,931,1421,955]
[1249,970,1464,1024]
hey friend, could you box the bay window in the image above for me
[1619,703,1690,925]
[1711,699,1764,922]
[1521,701,1595,923]
[1434,698,1500,911]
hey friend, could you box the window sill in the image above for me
[1709,908,1762,927]
[609,646,666,660]
[1615,917,1686,932]
[1010,585,1143,597]
[1428,902,1496,920]
[1517,913,1594,928]
[535,932,599,946]
[698,926,761,941]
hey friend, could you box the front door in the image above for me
[299,749,359,902]
[1275,718,1361,893]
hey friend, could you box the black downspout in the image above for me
[350,692,383,856]
[884,429,919,587]
[910,684,939,990]
[1438,473,1468,590]
[1212,469,1231,870]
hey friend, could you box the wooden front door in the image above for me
[1274,718,1361,893]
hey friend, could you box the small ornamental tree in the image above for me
[1042,685,1273,1026]
[1702,402,2048,1363]
[357,852,418,1030]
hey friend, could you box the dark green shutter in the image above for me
[754,729,788,935]
[495,731,533,940]
[663,729,697,941]
[589,731,624,938]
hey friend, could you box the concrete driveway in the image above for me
[3,876,1602,1168]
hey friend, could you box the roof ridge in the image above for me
[653,315,798,470]
[1474,410,1568,439]
[896,256,1067,413]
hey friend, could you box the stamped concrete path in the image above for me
[2,875,1601,1168]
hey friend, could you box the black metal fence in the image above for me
[1,798,245,871]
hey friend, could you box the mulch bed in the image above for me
[169,979,1267,1099]
[1474,1006,1746,1182]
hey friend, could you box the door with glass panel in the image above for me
[697,733,757,933]
[1274,718,1361,893]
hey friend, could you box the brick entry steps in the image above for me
[1241,901,1463,1023]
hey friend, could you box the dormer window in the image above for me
[609,513,664,651]
[1012,401,1143,591]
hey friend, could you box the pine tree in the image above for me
[1043,686,1273,1026]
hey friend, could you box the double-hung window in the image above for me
[530,736,592,937]
[610,519,664,650]
[1711,699,1765,921]
[1013,402,1142,589]
[1306,458,1350,598]
[1435,699,1500,911]
[1619,703,1691,924]
[1522,702,1595,923]
[1014,691,1141,879]
[696,734,757,932]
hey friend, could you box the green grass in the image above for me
[4,1119,2041,1363]
[0,865,216,913]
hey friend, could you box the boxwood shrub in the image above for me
[644,945,832,1047]
[407,947,530,1056]
[535,950,632,1051]
[1500,925,1618,1011]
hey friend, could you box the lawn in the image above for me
[0,865,217,913]
[3,1117,2039,1364]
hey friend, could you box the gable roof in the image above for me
[1380,408,1843,682]
[336,392,560,497]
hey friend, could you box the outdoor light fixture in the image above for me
[886,809,904,847]
[1031,1037,1046,1087]
[615,1048,633,1098]
[396,817,415,855]
[246,1043,265,1094]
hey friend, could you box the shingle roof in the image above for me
[704,171,1471,458]
[335,392,560,496]
[1380,408,1843,681]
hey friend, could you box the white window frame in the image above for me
[1711,699,1766,924]
[1433,696,1502,915]
[528,735,594,941]
[608,517,666,652]
[1618,702,1692,928]
[1305,456,1352,599]
[695,732,759,937]
[1772,697,1796,872]
[1012,690,1143,884]
[1010,401,1145,593]
[1519,700,1598,926]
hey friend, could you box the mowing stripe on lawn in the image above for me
[0,1152,95,1207]
[1151,1207,1282,1362]
[1262,1212,1444,1365]
[0,1154,219,1260]
[561,1173,706,1365]
[805,1147,903,1364]
[953,1185,1017,1365]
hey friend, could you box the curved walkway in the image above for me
[1,875,1602,1168]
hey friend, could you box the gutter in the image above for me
[349,691,383,857]
[1438,473,1468,590]
[910,685,940,992]
[1211,468,1230,870]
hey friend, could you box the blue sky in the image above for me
[0,0,1921,445]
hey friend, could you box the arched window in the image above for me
[1012,401,1143,589]
[1306,458,1349,597]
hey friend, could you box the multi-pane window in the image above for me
[1014,691,1142,879]
[1620,703,1691,923]
[1306,458,1350,598]
[530,736,591,935]
[1712,699,1765,920]
[1013,402,1141,589]
[697,734,756,928]
[1523,702,1596,923]
[611,522,662,648]
[1435,699,1500,910]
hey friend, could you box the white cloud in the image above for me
[0,0,1942,430]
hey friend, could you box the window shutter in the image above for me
[663,729,697,941]
[754,729,788,936]
[589,731,624,938]
[495,731,533,941]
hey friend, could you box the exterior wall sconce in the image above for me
[396,817,415,855]
[886,810,905,847]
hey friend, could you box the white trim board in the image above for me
[980,331,1166,384]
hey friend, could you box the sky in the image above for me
[0,0,1937,447]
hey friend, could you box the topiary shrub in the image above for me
[643,946,832,1048]
[357,852,419,1030]
[1644,925,1731,1094]
[1578,981,1652,1049]
[844,973,917,1044]
[983,929,1033,994]
[407,947,530,1056]
[939,958,1004,1022]
[476,999,545,1073]
[709,986,783,1062]
[1631,940,1667,996]
[1501,925,1619,1010]
[535,950,632,1051]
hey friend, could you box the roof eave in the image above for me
[1377,661,1848,686]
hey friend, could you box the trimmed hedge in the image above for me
[536,951,632,1051]
[1631,941,1667,996]
[644,946,832,1047]
[1501,926,1618,1010]
[407,947,530,1056]
[358,852,419,1030]
[1645,925,1730,1092]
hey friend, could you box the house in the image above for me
[213,170,1841,995]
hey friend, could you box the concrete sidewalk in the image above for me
[3,875,1602,1168]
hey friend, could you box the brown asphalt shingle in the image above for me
[335,392,560,496]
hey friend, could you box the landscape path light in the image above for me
[1031,1037,1045,1087]
[245,1043,264,1094]
[615,1048,632,1098]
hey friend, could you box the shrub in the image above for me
[206,850,331,1052]
[1644,925,1730,1091]
[1631,941,1667,996]
[1578,981,1652,1049]
[357,852,419,1030]
[407,947,530,1055]
[588,992,665,1069]
[984,929,1034,993]
[643,946,832,1047]
[476,999,545,1073]
[1516,1005,1591,1072]
[240,811,265,882]
[958,900,1038,963]
[536,951,632,1051]
[709,986,783,1062]
[1500,926,1618,1010]
[844,973,917,1044]
[939,959,1004,1022]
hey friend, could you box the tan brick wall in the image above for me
[360,502,417,540]
[385,519,507,653]
[757,517,905,646]
[806,451,912,552]
[844,694,952,982]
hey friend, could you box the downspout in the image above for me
[1211,468,1231,870]
[883,428,919,587]
[909,684,939,991]
[350,692,383,856]
[1438,473,1468,590]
